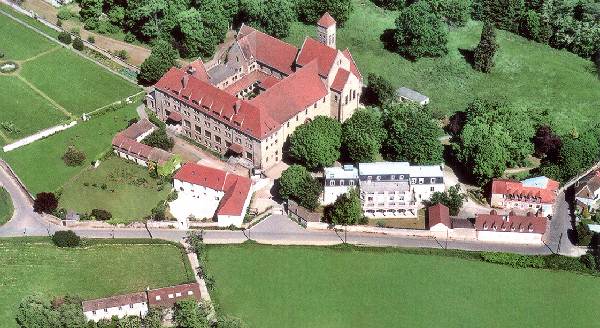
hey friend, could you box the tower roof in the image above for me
[317,12,336,28]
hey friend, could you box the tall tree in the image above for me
[251,0,296,38]
[296,0,353,26]
[33,192,59,214]
[15,294,61,328]
[138,39,178,85]
[394,1,448,59]
[278,165,322,210]
[288,116,342,170]
[426,184,465,215]
[364,73,396,106]
[324,188,363,225]
[382,103,444,165]
[173,299,208,328]
[473,22,499,73]
[533,125,561,160]
[341,109,386,163]
[79,0,103,28]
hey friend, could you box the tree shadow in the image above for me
[458,48,475,69]
[380,29,398,53]
[443,144,479,186]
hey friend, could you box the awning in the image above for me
[228,144,244,154]
[167,111,182,122]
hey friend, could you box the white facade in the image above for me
[83,302,148,322]
[322,165,358,205]
[429,222,450,232]
[173,179,224,215]
[217,191,253,228]
[477,231,544,244]
[114,149,149,167]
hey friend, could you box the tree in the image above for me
[364,73,396,106]
[62,146,86,167]
[142,128,174,151]
[15,294,61,328]
[473,22,499,73]
[57,31,72,45]
[138,39,178,85]
[341,109,386,163]
[58,301,87,328]
[278,165,321,210]
[475,0,525,33]
[174,2,228,59]
[555,132,600,180]
[288,116,342,170]
[296,0,353,26]
[33,192,58,214]
[324,188,363,225]
[143,309,163,328]
[72,37,85,51]
[427,0,471,27]
[577,221,593,246]
[217,316,248,328]
[52,230,81,248]
[394,1,448,59]
[91,209,113,221]
[173,299,208,328]
[382,103,443,165]
[247,0,296,38]
[533,125,561,160]
[426,184,465,215]
[79,0,103,28]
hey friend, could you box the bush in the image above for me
[56,19,63,27]
[87,35,95,43]
[124,33,136,43]
[57,7,72,20]
[576,221,593,246]
[62,146,86,167]
[481,252,545,268]
[91,209,112,221]
[33,192,59,214]
[72,37,84,51]
[543,254,590,273]
[0,50,4,58]
[115,49,129,61]
[52,230,81,248]
[57,31,72,45]
[167,191,178,202]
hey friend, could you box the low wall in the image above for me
[3,121,77,152]
[308,224,479,241]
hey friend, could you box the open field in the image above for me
[0,187,13,225]
[285,0,600,134]
[1,103,137,194]
[0,238,194,327]
[205,244,600,328]
[59,157,171,224]
[0,9,139,145]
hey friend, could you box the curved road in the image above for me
[0,164,577,256]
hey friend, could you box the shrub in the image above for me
[57,31,72,45]
[543,254,590,273]
[124,33,136,43]
[57,7,72,20]
[115,49,129,61]
[33,192,58,214]
[87,35,95,43]
[56,19,63,27]
[72,37,84,51]
[52,230,81,248]
[62,146,86,167]
[91,209,112,221]
[576,221,593,246]
[167,191,178,202]
[480,252,545,268]
[69,27,80,36]
[0,50,4,58]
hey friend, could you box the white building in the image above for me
[323,162,445,217]
[82,292,148,322]
[171,162,253,227]
[322,165,359,205]
[475,210,548,244]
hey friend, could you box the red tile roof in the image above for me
[237,24,298,75]
[428,203,451,229]
[174,163,252,216]
[154,68,280,139]
[167,111,182,122]
[317,12,336,27]
[258,76,281,90]
[330,68,350,92]
[296,37,338,77]
[184,59,211,82]
[121,119,155,140]
[342,48,362,81]
[82,292,146,312]
[250,61,328,124]
[223,69,273,95]
[147,283,201,308]
[475,211,547,234]
[491,179,559,204]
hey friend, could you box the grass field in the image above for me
[0,9,139,145]
[0,4,60,38]
[0,238,194,327]
[0,187,13,225]
[1,103,137,194]
[205,244,600,328]
[285,0,600,134]
[59,157,171,224]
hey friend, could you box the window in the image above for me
[176,292,182,297]
[376,176,381,181]
[246,152,253,159]
[130,304,134,309]
[313,103,317,109]
[430,178,436,184]
[340,180,345,186]
[367,176,372,181]
[168,294,174,299]
[419,178,424,184]
[204,121,210,127]
[349,180,355,186]
[430,187,435,191]
[188,291,194,295]
[391,175,395,180]
[215,136,221,143]
[92,311,96,315]
[399,175,404,180]
[104,309,108,313]
[204,130,211,138]
[329,180,335,186]
[411,178,416,184]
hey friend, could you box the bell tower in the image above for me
[317,12,336,48]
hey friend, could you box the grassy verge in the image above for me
[1,103,137,194]
[205,243,599,328]
[0,4,59,39]
[0,237,194,327]
[285,0,600,134]
[59,157,171,224]
[0,187,13,225]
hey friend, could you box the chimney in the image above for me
[187,66,197,75]
[182,75,189,88]
[234,100,242,114]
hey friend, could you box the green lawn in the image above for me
[0,4,60,38]
[0,187,13,225]
[19,47,140,115]
[205,244,600,328]
[0,238,194,327]
[1,103,137,194]
[59,157,171,224]
[0,76,69,142]
[285,0,600,134]
[0,11,56,60]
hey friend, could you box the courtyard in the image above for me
[205,244,600,328]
